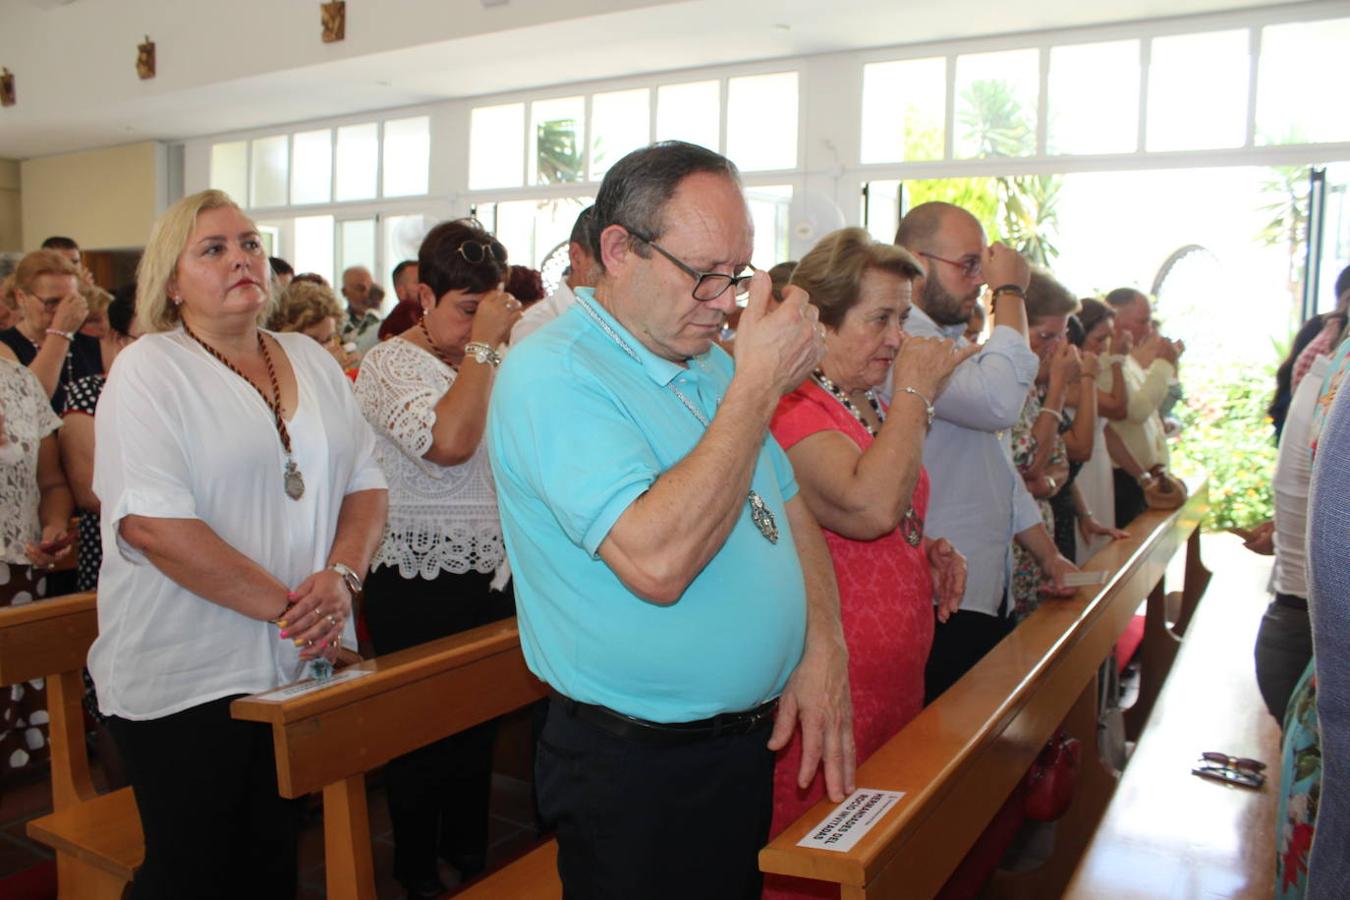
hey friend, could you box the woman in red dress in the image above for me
[766,228,974,899]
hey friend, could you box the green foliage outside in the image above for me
[1170,361,1279,531]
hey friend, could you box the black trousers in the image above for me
[536,697,775,900]
[1114,469,1147,529]
[108,696,303,900]
[924,608,1015,704]
[362,565,513,883]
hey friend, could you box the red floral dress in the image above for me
[765,381,935,900]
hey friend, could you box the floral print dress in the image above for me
[1010,386,1067,621]
[1277,659,1320,899]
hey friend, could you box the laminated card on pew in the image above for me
[797,789,905,853]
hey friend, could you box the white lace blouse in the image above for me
[354,338,505,580]
[0,360,62,565]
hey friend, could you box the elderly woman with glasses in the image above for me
[0,249,99,412]
[763,227,974,900]
[353,218,522,899]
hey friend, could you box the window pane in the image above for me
[861,58,946,163]
[293,215,335,287]
[382,215,432,300]
[656,81,720,151]
[863,181,902,245]
[339,218,378,309]
[382,116,430,197]
[290,129,333,205]
[470,104,525,190]
[210,141,248,205]
[249,135,289,208]
[1048,40,1139,155]
[530,97,585,185]
[727,73,798,171]
[1147,30,1249,151]
[955,49,1039,159]
[1258,18,1350,145]
[745,185,793,268]
[335,123,378,201]
[590,89,650,181]
[491,197,593,269]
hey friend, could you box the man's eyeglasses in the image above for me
[626,227,755,302]
[458,239,507,266]
[919,251,983,281]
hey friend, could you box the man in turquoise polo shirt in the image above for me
[487,141,853,899]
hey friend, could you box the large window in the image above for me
[860,58,946,164]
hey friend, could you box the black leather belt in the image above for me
[551,692,778,746]
[1274,592,1308,612]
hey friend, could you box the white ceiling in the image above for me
[0,0,1311,160]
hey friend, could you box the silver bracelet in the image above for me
[1038,407,1064,424]
[464,341,503,368]
[328,562,363,597]
[898,386,934,427]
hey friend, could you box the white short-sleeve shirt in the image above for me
[88,329,387,720]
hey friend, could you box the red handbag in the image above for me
[1023,731,1082,822]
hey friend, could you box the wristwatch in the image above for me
[329,562,363,597]
[464,341,503,368]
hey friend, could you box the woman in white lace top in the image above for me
[354,218,522,898]
[0,356,75,779]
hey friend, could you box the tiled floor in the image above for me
[0,766,542,900]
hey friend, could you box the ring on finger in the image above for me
[326,614,338,627]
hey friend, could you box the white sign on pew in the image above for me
[797,789,905,853]
[255,667,373,701]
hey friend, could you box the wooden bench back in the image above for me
[231,615,549,900]
[758,481,1209,899]
[0,591,100,809]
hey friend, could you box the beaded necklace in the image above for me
[418,313,458,369]
[576,296,779,544]
[809,368,924,547]
[182,322,305,500]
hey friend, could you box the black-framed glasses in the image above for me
[919,251,983,281]
[458,239,507,266]
[626,227,755,302]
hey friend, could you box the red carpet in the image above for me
[0,860,56,900]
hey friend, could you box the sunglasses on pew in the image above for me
[1200,751,1266,773]
[1191,765,1266,790]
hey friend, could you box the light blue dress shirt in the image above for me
[883,304,1041,617]
[486,289,807,722]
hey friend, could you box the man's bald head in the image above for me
[894,202,978,255]
[342,266,375,314]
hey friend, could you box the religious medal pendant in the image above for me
[284,458,306,501]
[901,506,923,547]
[748,490,778,544]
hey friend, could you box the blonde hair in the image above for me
[0,275,15,313]
[270,279,343,333]
[13,249,79,296]
[135,189,275,333]
[789,227,924,329]
[84,284,113,317]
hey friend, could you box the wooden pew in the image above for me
[0,591,144,899]
[1063,530,1280,899]
[230,616,549,900]
[757,481,1210,899]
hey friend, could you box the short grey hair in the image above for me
[588,141,741,274]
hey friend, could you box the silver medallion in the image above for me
[748,490,778,544]
[284,459,305,500]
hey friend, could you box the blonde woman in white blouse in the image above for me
[354,218,521,898]
[88,190,388,900]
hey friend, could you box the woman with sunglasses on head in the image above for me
[354,218,522,899]
[0,249,100,412]
[762,228,973,900]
